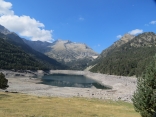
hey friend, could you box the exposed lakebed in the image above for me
[37,74,110,89]
[2,70,137,102]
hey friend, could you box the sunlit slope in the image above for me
[91,32,156,76]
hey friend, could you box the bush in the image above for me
[0,72,8,89]
[132,56,156,117]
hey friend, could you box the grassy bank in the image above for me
[0,92,140,117]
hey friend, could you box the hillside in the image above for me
[90,32,156,76]
[90,34,135,66]
[99,34,135,58]
[23,39,98,70]
[0,25,67,70]
[0,37,48,70]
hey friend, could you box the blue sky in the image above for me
[0,0,156,53]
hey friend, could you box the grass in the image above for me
[0,92,140,117]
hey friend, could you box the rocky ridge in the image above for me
[24,39,98,70]
[99,33,135,58]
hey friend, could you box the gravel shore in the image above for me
[0,70,137,102]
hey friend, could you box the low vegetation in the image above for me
[0,73,8,89]
[0,92,140,117]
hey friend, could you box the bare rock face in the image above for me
[120,34,135,42]
[47,40,98,62]
[129,32,156,47]
[23,39,98,70]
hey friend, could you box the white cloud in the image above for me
[0,0,14,16]
[0,0,53,42]
[79,17,84,21]
[150,20,156,24]
[128,29,143,35]
[116,35,122,39]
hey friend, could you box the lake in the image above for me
[39,74,110,89]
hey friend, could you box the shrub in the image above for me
[0,72,8,89]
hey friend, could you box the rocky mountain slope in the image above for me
[23,39,98,70]
[90,32,156,76]
[0,25,67,70]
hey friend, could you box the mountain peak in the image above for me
[120,33,135,42]
[0,25,11,35]
[55,39,72,43]
[24,38,98,70]
[99,33,135,59]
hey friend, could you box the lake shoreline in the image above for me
[0,70,137,102]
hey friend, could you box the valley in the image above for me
[0,24,154,102]
[0,24,154,117]
[1,0,156,116]
[23,39,98,70]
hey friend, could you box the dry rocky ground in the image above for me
[0,70,137,102]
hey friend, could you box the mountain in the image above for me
[23,39,98,70]
[0,25,11,35]
[22,39,52,53]
[0,25,67,70]
[90,32,156,76]
[0,37,48,70]
[88,34,135,66]
[100,34,135,58]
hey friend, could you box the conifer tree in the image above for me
[0,72,8,89]
[132,56,156,117]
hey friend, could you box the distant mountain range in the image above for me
[23,39,98,70]
[0,24,98,70]
[2,23,155,76]
[0,25,67,70]
[90,32,156,76]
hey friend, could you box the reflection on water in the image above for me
[39,74,110,89]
